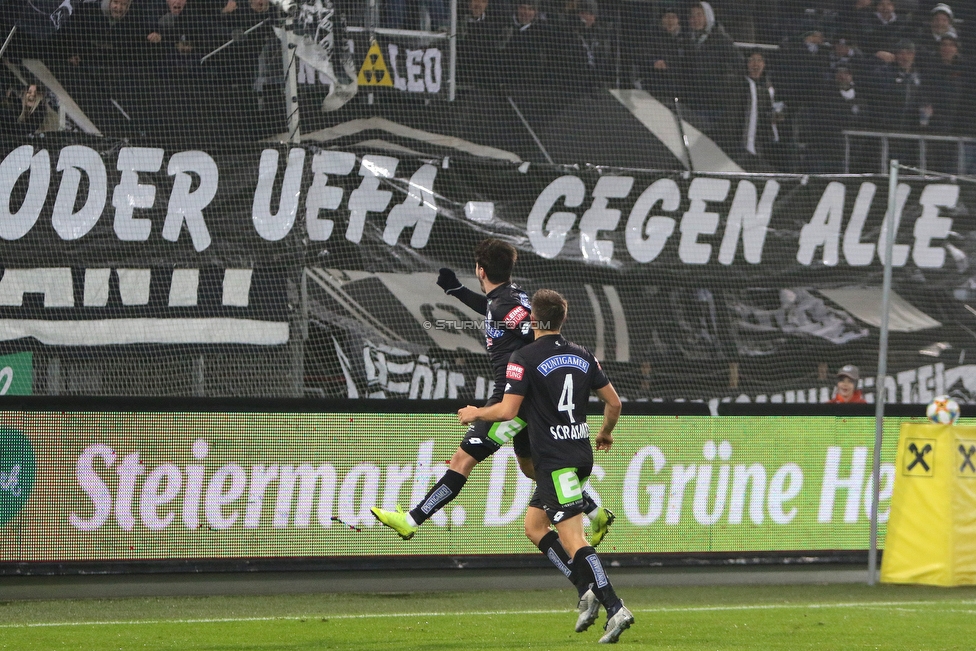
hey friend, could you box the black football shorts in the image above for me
[529,464,593,524]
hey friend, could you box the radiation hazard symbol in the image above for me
[958,440,976,477]
[904,437,935,477]
[358,41,393,87]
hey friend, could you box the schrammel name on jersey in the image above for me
[550,422,591,440]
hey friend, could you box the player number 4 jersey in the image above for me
[504,334,609,470]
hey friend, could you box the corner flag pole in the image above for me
[869,158,898,586]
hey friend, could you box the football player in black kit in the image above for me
[371,240,614,548]
[458,289,634,643]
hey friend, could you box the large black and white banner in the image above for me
[2,136,976,402]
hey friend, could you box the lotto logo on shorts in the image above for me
[504,306,529,328]
[506,363,525,380]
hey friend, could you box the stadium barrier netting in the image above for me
[0,0,974,405]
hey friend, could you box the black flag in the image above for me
[18,0,79,38]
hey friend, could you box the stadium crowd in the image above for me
[0,0,973,172]
[456,0,976,171]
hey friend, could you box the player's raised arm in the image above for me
[594,383,621,451]
[437,268,488,314]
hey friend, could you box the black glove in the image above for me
[436,267,463,294]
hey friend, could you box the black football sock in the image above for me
[538,531,588,596]
[568,559,588,598]
[409,469,467,525]
[572,545,623,616]
[581,490,599,516]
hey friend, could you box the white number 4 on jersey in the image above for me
[558,373,576,423]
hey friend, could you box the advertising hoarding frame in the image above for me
[0,398,935,576]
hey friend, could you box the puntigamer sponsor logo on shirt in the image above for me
[538,355,590,376]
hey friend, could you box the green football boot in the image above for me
[588,507,615,547]
[370,506,419,540]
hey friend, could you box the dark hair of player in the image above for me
[474,239,517,283]
[531,289,567,331]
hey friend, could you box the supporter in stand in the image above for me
[924,33,967,132]
[457,0,503,87]
[683,1,740,128]
[841,0,875,28]
[721,50,786,169]
[869,39,931,137]
[935,1,973,29]
[0,83,47,138]
[218,0,274,38]
[214,0,281,113]
[827,33,867,79]
[555,0,612,92]
[54,0,146,130]
[828,364,866,403]
[458,0,491,38]
[144,0,206,72]
[814,64,873,171]
[858,0,908,64]
[782,29,831,106]
[860,38,928,167]
[160,0,281,138]
[637,3,686,101]
[61,0,145,69]
[922,33,972,170]
[916,3,957,68]
[778,28,829,170]
[498,0,556,92]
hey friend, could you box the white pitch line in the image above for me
[2,600,975,630]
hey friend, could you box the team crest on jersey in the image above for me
[485,323,504,341]
[504,306,529,328]
[506,363,525,380]
[483,308,504,342]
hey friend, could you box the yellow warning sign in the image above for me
[358,41,393,87]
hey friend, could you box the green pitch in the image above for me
[2,583,975,650]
